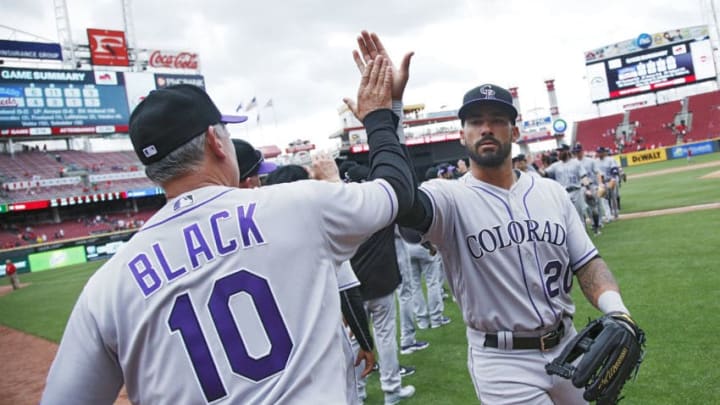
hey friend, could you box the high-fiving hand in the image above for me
[343,55,393,122]
[353,31,414,101]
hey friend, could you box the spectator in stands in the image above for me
[233,139,277,188]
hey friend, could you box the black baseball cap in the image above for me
[557,143,570,151]
[264,164,309,185]
[458,84,518,123]
[596,146,608,153]
[233,139,278,180]
[513,153,526,162]
[130,84,248,165]
[572,143,583,152]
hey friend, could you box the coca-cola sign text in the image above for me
[148,51,200,70]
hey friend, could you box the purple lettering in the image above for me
[153,242,187,281]
[184,223,215,269]
[210,211,238,255]
[129,253,161,296]
[237,203,264,247]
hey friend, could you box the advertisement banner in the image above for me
[147,50,200,70]
[0,67,130,136]
[667,141,718,159]
[154,74,205,89]
[0,39,63,61]
[28,245,87,272]
[625,148,668,166]
[584,25,710,63]
[87,28,130,67]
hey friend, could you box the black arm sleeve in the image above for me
[396,189,433,233]
[363,109,416,217]
[340,287,374,352]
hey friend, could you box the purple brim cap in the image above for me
[221,114,248,123]
[257,161,277,175]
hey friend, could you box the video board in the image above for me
[0,68,130,136]
[586,26,716,102]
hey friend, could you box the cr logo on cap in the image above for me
[480,85,496,98]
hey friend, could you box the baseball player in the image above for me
[398,226,450,330]
[233,138,277,188]
[595,147,621,221]
[394,226,431,352]
[513,154,541,178]
[542,144,589,227]
[394,82,634,404]
[572,144,602,235]
[42,53,417,404]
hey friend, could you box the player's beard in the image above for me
[467,137,513,168]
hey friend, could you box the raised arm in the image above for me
[344,44,416,217]
[347,31,433,231]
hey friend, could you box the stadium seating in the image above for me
[687,90,720,141]
[627,101,682,149]
[574,113,624,152]
[1,151,153,204]
[0,208,157,249]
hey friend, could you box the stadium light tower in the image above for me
[53,0,77,69]
[122,0,139,71]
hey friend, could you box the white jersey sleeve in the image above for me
[303,179,398,262]
[337,261,360,292]
[42,288,124,404]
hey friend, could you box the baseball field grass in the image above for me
[619,153,720,213]
[1,153,719,404]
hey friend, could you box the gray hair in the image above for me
[145,124,228,184]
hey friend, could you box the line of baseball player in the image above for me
[512,144,625,236]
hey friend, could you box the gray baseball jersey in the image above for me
[420,173,597,333]
[575,157,600,186]
[544,159,587,189]
[42,180,398,404]
[596,156,619,182]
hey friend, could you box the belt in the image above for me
[484,322,565,351]
[565,186,580,192]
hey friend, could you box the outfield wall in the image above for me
[619,138,720,166]
[0,230,134,276]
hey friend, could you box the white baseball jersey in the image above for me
[42,180,398,405]
[544,159,587,189]
[420,172,598,333]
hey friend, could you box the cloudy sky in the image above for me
[2,0,714,150]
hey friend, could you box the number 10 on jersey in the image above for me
[168,270,294,402]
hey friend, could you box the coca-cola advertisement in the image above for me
[147,50,200,70]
